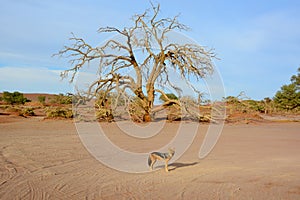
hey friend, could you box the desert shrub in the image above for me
[3,106,34,116]
[159,93,178,102]
[2,91,30,105]
[224,96,246,113]
[50,93,73,104]
[0,105,9,109]
[95,107,114,121]
[224,96,240,104]
[244,100,265,113]
[94,93,114,121]
[5,106,21,113]
[45,107,73,118]
[20,107,35,116]
[261,98,275,114]
[38,96,46,104]
[224,94,269,114]
[166,104,181,121]
[128,98,145,122]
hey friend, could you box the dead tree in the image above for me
[55,3,216,122]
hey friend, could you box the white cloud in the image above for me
[0,66,73,93]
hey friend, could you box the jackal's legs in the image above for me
[165,160,169,172]
[150,155,156,171]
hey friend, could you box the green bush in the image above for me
[94,93,114,121]
[273,67,300,111]
[128,98,145,122]
[21,107,35,116]
[224,96,240,104]
[50,93,72,104]
[159,93,178,102]
[274,84,300,111]
[5,106,21,113]
[3,106,35,116]
[225,95,267,114]
[166,104,181,121]
[244,100,265,113]
[45,107,73,118]
[38,96,46,104]
[1,91,30,105]
[95,107,114,121]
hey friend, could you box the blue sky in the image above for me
[0,0,299,100]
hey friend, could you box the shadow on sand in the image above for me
[168,162,199,171]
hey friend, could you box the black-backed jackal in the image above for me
[148,148,175,172]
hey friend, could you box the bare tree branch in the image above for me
[55,3,217,122]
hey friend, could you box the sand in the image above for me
[0,116,299,199]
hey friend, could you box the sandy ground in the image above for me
[0,116,299,199]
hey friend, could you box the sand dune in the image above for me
[0,116,299,199]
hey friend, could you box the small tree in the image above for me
[56,3,216,121]
[274,67,300,111]
[2,91,29,105]
[274,84,299,111]
[291,67,300,86]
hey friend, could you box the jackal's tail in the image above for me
[147,154,152,166]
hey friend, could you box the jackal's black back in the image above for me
[152,152,168,159]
